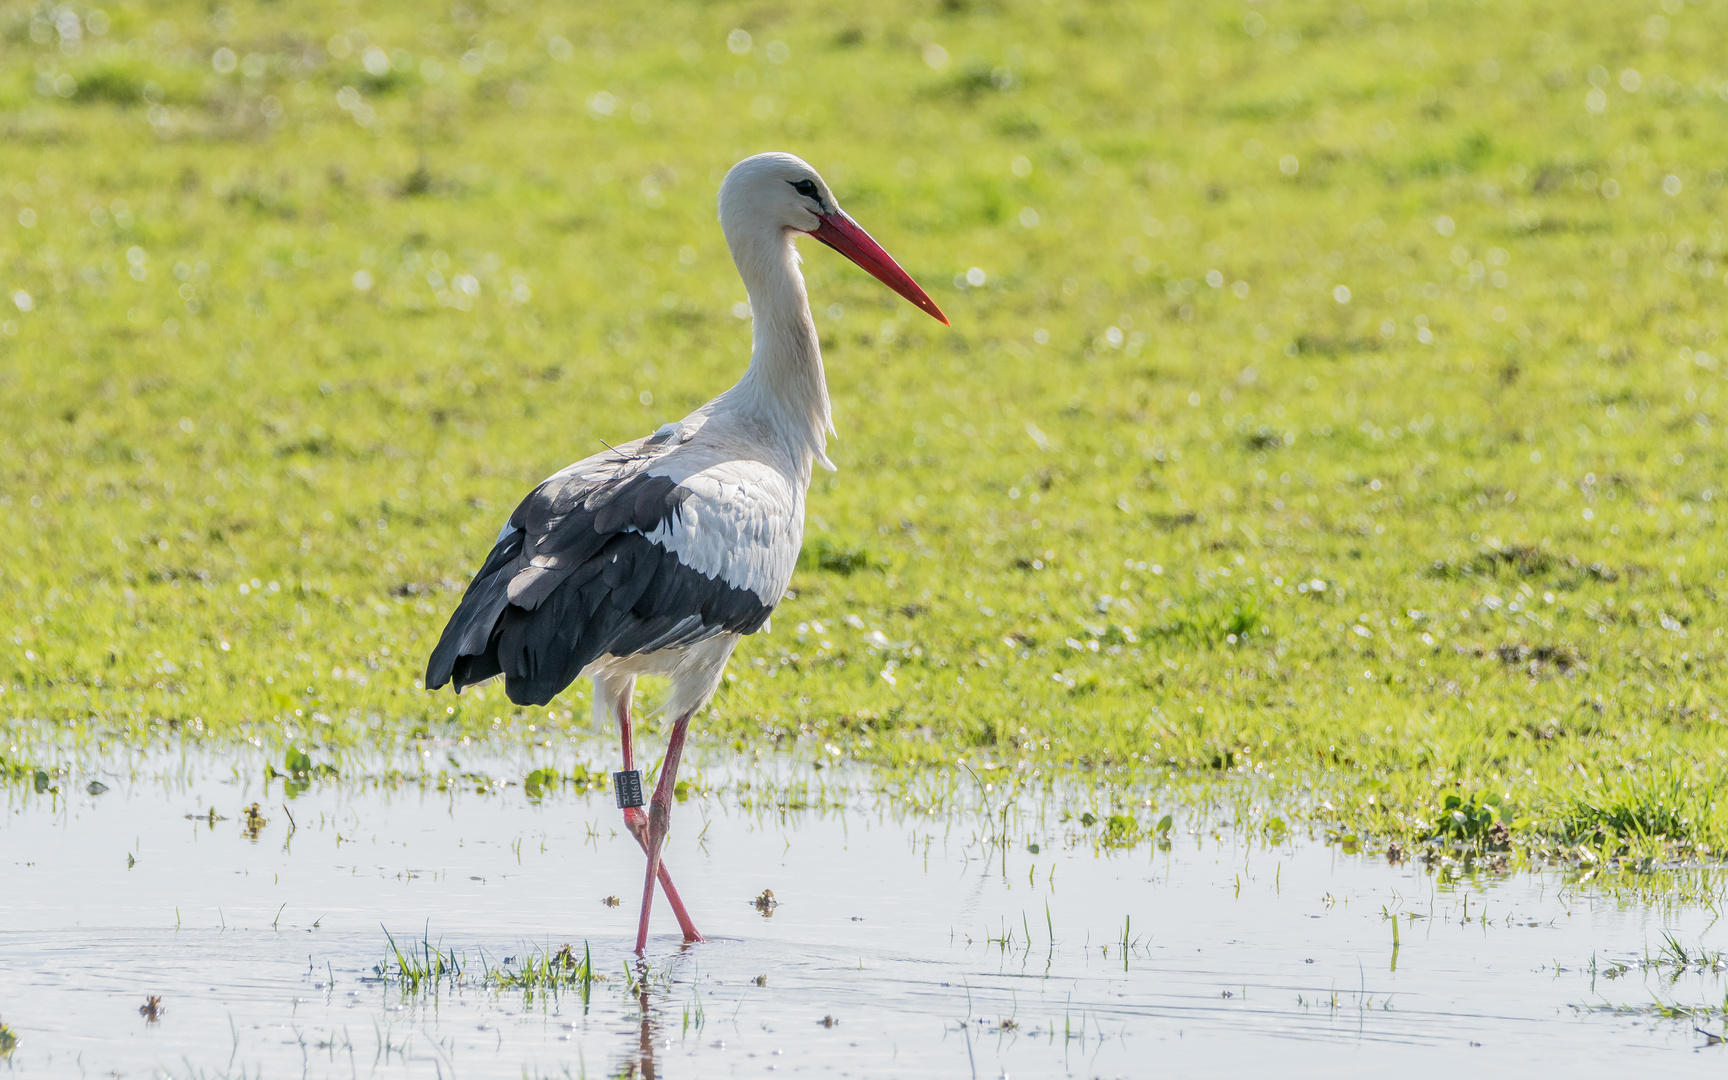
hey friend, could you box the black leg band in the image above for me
[613,769,644,809]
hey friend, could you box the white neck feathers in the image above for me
[721,228,835,473]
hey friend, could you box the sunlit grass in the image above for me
[2,0,1727,857]
[376,929,603,1001]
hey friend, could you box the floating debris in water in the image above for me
[139,996,164,1023]
[242,803,267,839]
[753,889,778,915]
[602,895,620,907]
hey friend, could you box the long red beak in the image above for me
[808,211,949,326]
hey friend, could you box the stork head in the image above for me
[719,152,949,326]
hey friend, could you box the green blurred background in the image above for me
[3,0,1727,847]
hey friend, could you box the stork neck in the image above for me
[727,229,832,471]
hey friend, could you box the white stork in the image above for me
[425,152,948,954]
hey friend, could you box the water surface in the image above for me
[3,751,1725,1077]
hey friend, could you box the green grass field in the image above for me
[3,0,1727,857]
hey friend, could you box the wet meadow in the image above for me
[4,0,1728,1073]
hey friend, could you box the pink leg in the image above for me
[623,807,704,943]
[635,709,696,955]
[615,690,703,946]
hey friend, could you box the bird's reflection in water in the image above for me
[614,960,659,1079]
[614,1008,659,1080]
[613,941,707,1079]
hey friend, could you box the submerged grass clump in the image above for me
[376,929,603,1003]
[0,754,36,784]
[486,942,600,994]
[2,0,1728,859]
[378,927,462,994]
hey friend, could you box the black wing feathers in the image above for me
[424,469,773,708]
[423,527,524,685]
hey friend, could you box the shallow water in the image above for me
[4,751,1728,1078]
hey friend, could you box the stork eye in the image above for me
[789,179,820,200]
